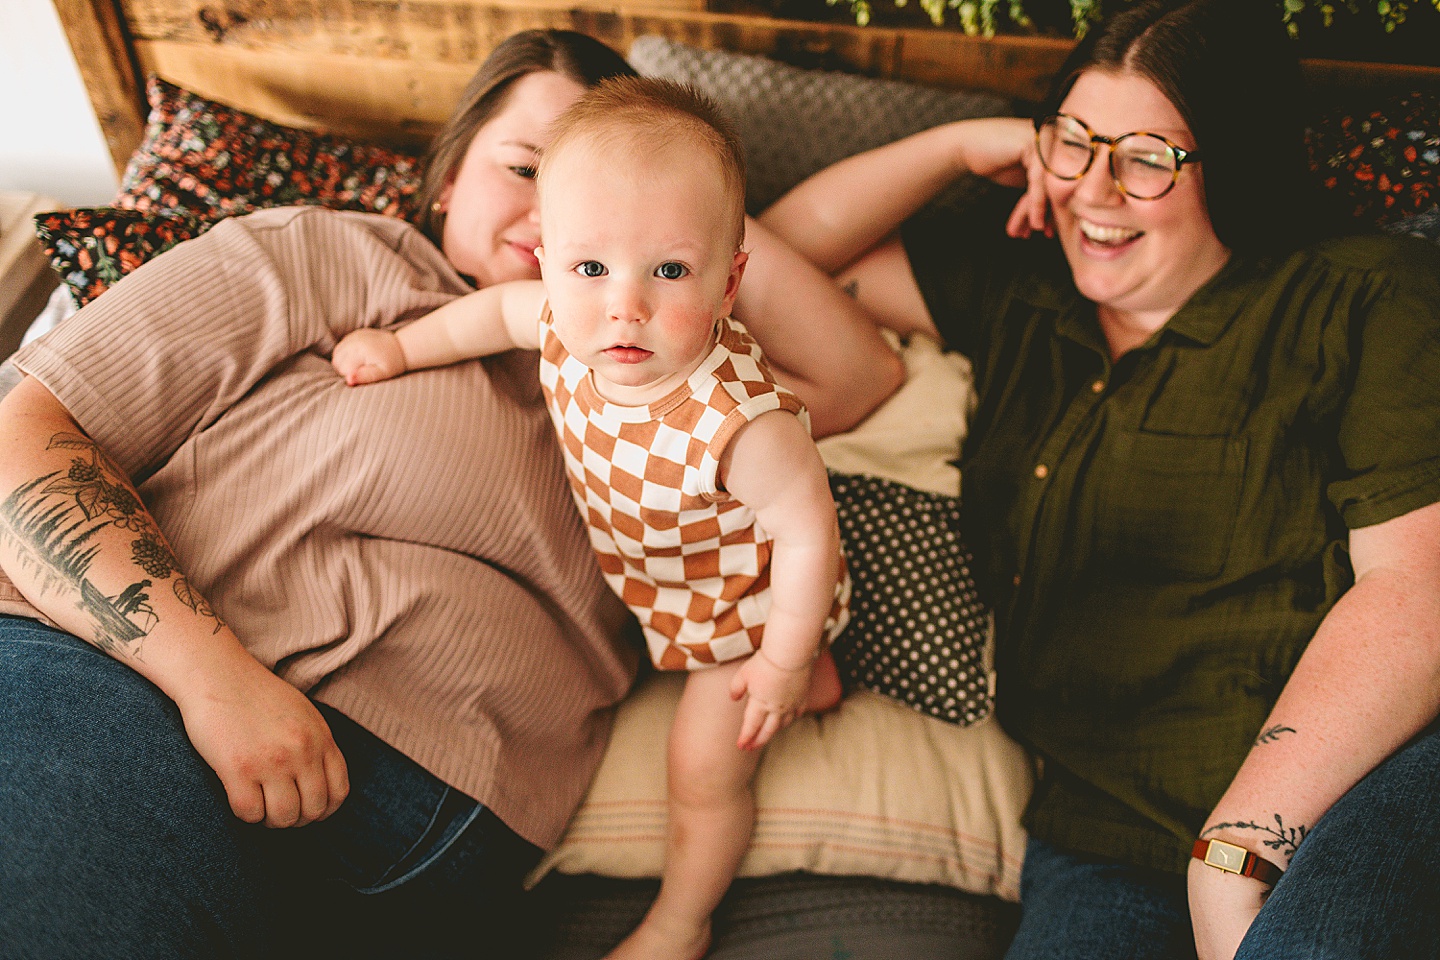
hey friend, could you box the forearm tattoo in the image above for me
[842,278,860,300]
[1203,814,1309,861]
[1255,724,1296,746]
[0,432,223,656]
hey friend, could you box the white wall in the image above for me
[0,0,119,206]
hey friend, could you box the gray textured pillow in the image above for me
[629,35,1013,213]
[1383,205,1440,243]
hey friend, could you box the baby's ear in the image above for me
[723,249,748,306]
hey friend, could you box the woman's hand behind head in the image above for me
[1005,129,1053,240]
[944,116,1052,240]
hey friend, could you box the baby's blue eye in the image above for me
[509,165,537,180]
[577,261,606,278]
[656,262,688,280]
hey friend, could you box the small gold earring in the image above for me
[431,201,444,214]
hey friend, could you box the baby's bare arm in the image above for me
[397,280,545,369]
[721,411,841,748]
[333,280,545,384]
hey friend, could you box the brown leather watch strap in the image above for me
[1192,838,1285,886]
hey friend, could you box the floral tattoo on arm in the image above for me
[1203,813,1309,862]
[1255,724,1296,745]
[0,432,223,657]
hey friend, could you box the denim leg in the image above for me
[1235,721,1440,960]
[0,616,276,960]
[0,615,543,960]
[1004,836,1198,960]
[286,704,544,960]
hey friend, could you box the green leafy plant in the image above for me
[825,0,1440,37]
[1282,0,1440,35]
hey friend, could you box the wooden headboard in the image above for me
[55,0,1440,177]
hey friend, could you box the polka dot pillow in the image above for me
[829,471,993,726]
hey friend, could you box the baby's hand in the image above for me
[333,328,406,385]
[730,648,813,751]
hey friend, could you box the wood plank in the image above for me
[51,0,148,173]
[134,40,491,148]
[895,31,1068,103]
[0,192,62,362]
[120,1,1048,95]
[81,0,1440,176]
[1303,57,1440,91]
[118,0,1440,99]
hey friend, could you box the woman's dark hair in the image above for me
[1041,0,1340,254]
[416,30,638,246]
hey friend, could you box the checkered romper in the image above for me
[537,309,851,671]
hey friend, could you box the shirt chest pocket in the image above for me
[1094,430,1248,582]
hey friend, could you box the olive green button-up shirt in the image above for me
[904,207,1440,873]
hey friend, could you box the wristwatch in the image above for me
[1191,838,1285,886]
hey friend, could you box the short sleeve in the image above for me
[1330,237,1440,528]
[12,208,463,481]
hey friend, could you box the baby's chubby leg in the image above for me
[807,648,843,714]
[604,661,760,960]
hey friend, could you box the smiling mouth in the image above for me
[1079,219,1143,246]
[605,346,653,364]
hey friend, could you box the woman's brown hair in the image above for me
[415,29,637,247]
[1041,0,1344,255]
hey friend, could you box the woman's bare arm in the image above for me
[744,115,1046,354]
[0,375,348,828]
[758,116,1039,275]
[1189,498,1440,959]
[734,218,903,438]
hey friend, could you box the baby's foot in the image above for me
[805,648,843,714]
[602,916,711,960]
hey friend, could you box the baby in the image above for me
[333,76,849,960]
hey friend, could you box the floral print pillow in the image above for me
[35,76,425,307]
[117,76,424,221]
[33,208,207,308]
[1306,88,1440,226]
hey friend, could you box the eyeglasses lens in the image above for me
[1037,116,1094,178]
[1037,116,1179,200]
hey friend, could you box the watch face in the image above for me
[1206,841,1245,872]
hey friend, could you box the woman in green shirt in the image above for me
[760,0,1440,957]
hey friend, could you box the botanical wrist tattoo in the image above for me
[1255,724,1296,746]
[1202,813,1309,862]
[842,279,860,300]
[0,432,223,656]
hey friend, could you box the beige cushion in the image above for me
[525,335,1032,900]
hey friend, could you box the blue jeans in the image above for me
[1005,721,1440,960]
[0,616,541,960]
[1004,837,1196,960]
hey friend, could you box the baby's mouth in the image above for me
[605,346,653,364]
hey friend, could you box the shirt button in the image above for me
[1091,379,1105,393]
[1012,574,1022,587]
[1034,464,1049,479]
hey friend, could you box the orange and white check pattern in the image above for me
[538,309,850,671]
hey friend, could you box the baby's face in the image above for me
[537,142,746,406]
